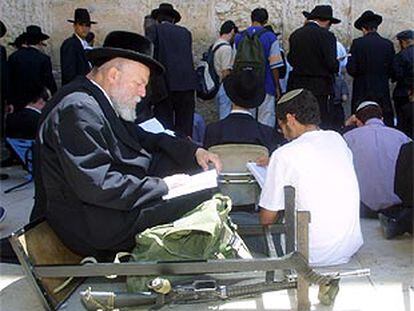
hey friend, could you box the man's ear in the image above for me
[286,113,296,124]
[107,66,120,83]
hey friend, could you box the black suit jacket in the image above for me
[8,47,57,110]
[392,45,414,98]
[0,45,7,107]
[60,34,90,85]
[147,22,197,91]
[5,107,41,139]
[395,141,413,208]
[347,32,395,110]
[287,22,338,96]
[204,112,282,152]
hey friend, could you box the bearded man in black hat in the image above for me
[60,8,97,85]
[8,25,57,112]
[346,10,395,126]
[287,5,340,129]
[146,3,197,137]
[204,68,282,152]
[31,31,221,259]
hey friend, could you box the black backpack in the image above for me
[196,42,230,100]
[233,28,269,82]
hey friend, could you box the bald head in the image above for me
[88,57,150,121]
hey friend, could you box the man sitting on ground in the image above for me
[31,31,221,260]
[343,100,412,238]
[260,89,363,266]
[204,68,283,153]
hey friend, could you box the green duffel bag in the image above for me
[126,194,251,292]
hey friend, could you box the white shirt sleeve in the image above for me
[259,152,289,211]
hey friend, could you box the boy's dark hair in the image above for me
[356,105,383,123]
[220,20,237,35]
[361,21,378,31]
[276,89,321,125]
[251,8,268,25]
[156,13,175,23]
[85,31,95,44]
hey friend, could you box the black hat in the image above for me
[303,5,341,24]
[223,68,265,109]
[86,31,164,75]
[25,25,49,43]
[68,8,97,25]
[9,33,27,48]
[354,10,382,30]
[151,3,181,23]
[0,20,6,38]
[396,30,414,41]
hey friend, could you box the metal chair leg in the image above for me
[4,179,32,194]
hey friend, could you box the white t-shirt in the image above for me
[212,38,233,82]
[259,130,363,266]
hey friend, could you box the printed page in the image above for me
[138,118,176,137]
[246,162,267,188]
[163,169,218,200]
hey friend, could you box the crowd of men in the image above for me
[0,3,413,266]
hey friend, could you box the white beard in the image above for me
[111,97,141,122]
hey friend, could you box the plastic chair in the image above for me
[208,144,268,206]
[4,138,34,193]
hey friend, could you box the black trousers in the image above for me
[394,96,409,130]
[154,90,195,137]
[315,95,330,129]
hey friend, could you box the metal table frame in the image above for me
[10,186,312,311]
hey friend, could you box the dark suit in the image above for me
[347,32,395,125]
[147,22,197,137]
[31,76,209,258]
[8,47,57,111]
[204,112,282,152]
[287,22,339,128]
[0,45,7,138]
[60,34,90,85]
[5,107,41,139]
[395,141,413,208]
[391,45,414,129]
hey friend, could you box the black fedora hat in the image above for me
[25,25,49,43]
[68,8,97,25]
[302,5,341,24]
[0,20,6,38]
[223,68,265,109]
[151,3,181,23]
[396,29,414,41]
[86,31,164,75]
[354,10,382,30]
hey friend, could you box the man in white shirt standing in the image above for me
[213,20,238,120]
[259,89,363,266]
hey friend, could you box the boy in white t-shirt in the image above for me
[260,89,363,266]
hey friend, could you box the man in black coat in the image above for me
[204,68,282,153]
[392,30,414,132]
[347,10,395,125]
[7,25,56,112]
[5,86,47,139]
[287,5,340,129]
[60,8,96,85]
[31,31,221,259]
[146,3,197,137]
[1,21,8,137]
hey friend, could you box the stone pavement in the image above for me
[0,165,413,311]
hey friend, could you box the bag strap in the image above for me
[212,42,230,54]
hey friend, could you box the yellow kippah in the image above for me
[277,89,304,105]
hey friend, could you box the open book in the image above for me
[246,162,267,188]
[162,169,218,200]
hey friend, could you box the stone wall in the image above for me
[1,0,413,120]
[1,0,413,70]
